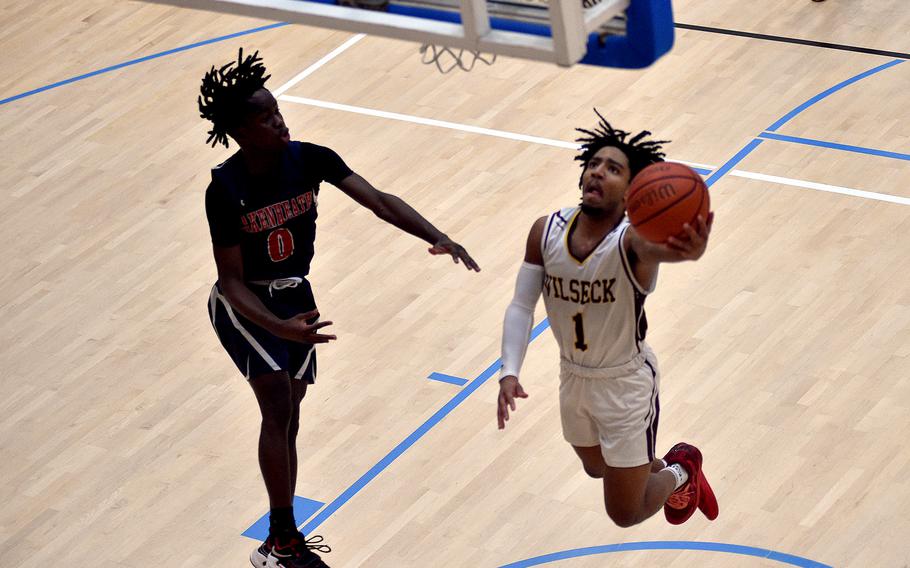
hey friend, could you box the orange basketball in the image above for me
[625,161,710,243]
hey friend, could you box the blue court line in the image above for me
[767,59,904,132]
[498,541,832,568]
[243,496,324,541]
[295,318,551,535]
[703,58,903,189]
[704,139,763,187]
[427,372,469,386]
[758,131,910,162]
[0,22,289,106]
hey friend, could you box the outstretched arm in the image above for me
[336,173,480,271]
[498,216,546,429]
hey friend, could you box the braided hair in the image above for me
[574,109,668,184]
[198,48,271,148]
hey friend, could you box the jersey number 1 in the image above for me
[267,228,295,262]
[572,313,588,351]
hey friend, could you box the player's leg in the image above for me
[286,345,316,496]
[575,445,665,479]
[572,445,606,478]
[262,340,330,568]
[580,351,691,527]
[250,369,330,568]
[249,371,296,513]
[601,461,677,527]
[563,374,665,480]
[247,370,302,567]
[208,286,328,567]
[282,285,319,496]
[287,375,308,494]
[209,287,297,530]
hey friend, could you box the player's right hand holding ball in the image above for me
[631,213,714,264]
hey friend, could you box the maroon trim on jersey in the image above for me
[643,360,659,462]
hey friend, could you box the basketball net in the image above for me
[415,0,626,72]
[419,43,497,73]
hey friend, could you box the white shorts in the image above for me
[558,347,661,468]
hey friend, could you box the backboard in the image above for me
[142,0,674,68]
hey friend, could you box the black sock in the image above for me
[269,506,297,538]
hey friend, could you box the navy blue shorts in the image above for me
[207,279,318,382]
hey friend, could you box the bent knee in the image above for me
[583,466,605,479]
[606,508,641,528]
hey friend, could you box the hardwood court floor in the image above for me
[1,1,909,566]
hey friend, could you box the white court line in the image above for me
[730,170,910,206]
[273,34,366,97]
[280,94,909,206]
[280,95,715,169]
[281,95,583,150]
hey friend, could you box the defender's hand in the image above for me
[497,375,529,430]
[429,236,481,272]
[274,310,337,344]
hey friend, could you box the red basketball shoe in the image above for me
[662,442,702,525]
[696,462,719,521]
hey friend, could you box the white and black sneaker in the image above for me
[266,533,331,568]
[250,535,275,567]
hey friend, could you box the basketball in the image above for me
[625,161,710,243]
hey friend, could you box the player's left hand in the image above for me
[497,376,528,430]
[429,236,481,271]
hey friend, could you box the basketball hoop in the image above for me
[138,0,673,69]
[419,43,497,73]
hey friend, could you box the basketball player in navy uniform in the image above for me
[496,113,718,528]
[199,50,479,568]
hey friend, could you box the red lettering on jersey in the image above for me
[246,212,261,232]
[272,203,287,226]
[257,209,271,230]
[263,206,278,229]
[241,192,316,233]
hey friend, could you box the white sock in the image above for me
[663,463,689,490]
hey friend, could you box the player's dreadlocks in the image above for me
[198,48,271,148]
[574,109,668,184]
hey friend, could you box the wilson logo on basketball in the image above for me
[625,162,710,243]
[627,183,678,215]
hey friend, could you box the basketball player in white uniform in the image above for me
[497,113,718,527]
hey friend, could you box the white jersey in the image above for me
[540,207,654,369]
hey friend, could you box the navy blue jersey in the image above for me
[205,142,353,281]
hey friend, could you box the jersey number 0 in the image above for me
[267,228,295,262]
